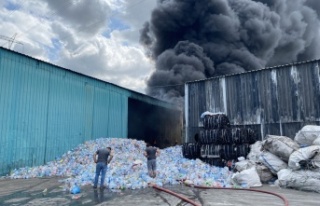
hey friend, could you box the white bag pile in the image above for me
[235,125,320,193]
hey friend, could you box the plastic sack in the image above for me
[255,163,274,183]
[247,141,262,162]
[313,137,320,145]
[261,135,299,162]
[294,125,320,146]
[277,168,320,193]
[232,167,262,188]
[288,145,320,170]
[234,159,255,172]
[259,151,288,175]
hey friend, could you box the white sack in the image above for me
[259,151,288,175]
[255,163,274,183]
[232,167,262,188]
[313,137,320,145]
[247,141,262,162]
[294,125,320,146]
[262,135,299,162]
[235,160,255,172]
[288,145,320,170]
[277,168,320,193]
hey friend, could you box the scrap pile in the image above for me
[9,138,234,192]
[182,111,320,193]
[234,125,320,192]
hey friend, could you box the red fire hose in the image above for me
[184,183,289,206]
[151,184,201,206]
[151,182,289,206]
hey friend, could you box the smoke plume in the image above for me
[140,0,320,104]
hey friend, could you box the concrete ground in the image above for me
[0,177,319,206]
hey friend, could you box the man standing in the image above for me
[144,142,160,178]
[93,146,113,189]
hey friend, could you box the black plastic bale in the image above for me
[201,158,225,167]
[182,142,201,159]
[200,129,233,144]
[202,114,230,129]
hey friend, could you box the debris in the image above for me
[9,138,233,191]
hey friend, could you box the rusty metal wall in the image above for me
[185,60,320,142]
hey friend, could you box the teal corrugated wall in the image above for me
[0,48,161,175]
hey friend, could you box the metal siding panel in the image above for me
[84,83,94,139]
[290,66,301,121]
[208,79,222,112]
[33,64,49,166]
[185,84,189,142]
[122,94,128,137]
[191,83,200,127]
[277,66,293,122]
[297,62,317,121]
[198,82,206,123]
[45,71,86,161]
[8,54,22,170]
[0,52,16,174]
[270,70,280,123]
[226,75,240,123]
[0,55,46,171]
[107,91,125,137]
[314,62,320,119]
[92,87,110,138]
[45,71,59,161]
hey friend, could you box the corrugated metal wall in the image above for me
[0,47,178,175]
[185,60,320,142]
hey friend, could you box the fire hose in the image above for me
[151,182,289,206]
[151,184,201,206]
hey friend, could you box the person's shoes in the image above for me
[93,186,97,189]
[100,186,106,190]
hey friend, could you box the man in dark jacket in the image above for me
[93,147,113,189]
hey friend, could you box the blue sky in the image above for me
[4,1,20,10]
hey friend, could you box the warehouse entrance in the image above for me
[127,98,182,148]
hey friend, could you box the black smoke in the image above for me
[140,0,320,104]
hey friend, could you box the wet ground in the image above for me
[0,177,320,206]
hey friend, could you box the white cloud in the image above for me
[56,33,154,93]
[0,0,157,94]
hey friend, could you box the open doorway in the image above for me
[127,98,182,148]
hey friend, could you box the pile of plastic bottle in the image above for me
[9,138,233,191]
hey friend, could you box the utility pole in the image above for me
[0,33,23,49]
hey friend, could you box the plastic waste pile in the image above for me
[9,138,234,192]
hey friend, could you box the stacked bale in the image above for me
[200,113,257,167]
[182,112,257,167]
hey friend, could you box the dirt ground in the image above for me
[0,177,319,206]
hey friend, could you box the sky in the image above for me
[0,0,157,94]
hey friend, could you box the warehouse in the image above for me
[0,47,182,175]
[185,59,320,142]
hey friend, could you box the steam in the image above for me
[140,0,320,104]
